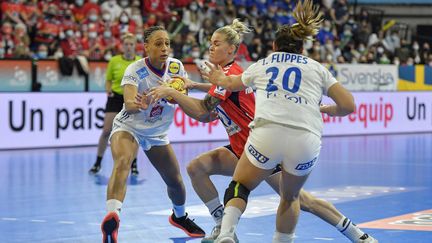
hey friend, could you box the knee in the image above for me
[299,192,315,213]
[187,158,206,178]
[113,155,133,173]
[280,190,300,204]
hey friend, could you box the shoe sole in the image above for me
[168,216,205,238]
[218,237,236,243]
[101,213,119,243]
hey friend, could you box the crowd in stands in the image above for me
[1,0,431,66]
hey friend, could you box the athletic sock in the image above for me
[272,231,294,243]
[106,199,122,216]
[131,158,137,168]
[94,156,102,166]
[173,204,186,218]
[205,197,224,225]
[219,206,242,235]
[336,217,365,241]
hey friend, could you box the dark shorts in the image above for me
[223,144,239,159]
[105,92,124,113]
[223,144,281,175]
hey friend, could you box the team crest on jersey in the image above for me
[168,61,180,74]
[150,105,163,117]
[136,67,149,79]
[214,86,226,96]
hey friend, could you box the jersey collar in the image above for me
[145,57,167,77]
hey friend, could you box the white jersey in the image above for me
[114,57,187,138]
[241,52,337,137]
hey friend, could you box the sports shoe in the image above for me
[101,212,120,243]
[201,225,221,242]
[202,225,239,243]
[169,212,205,237]
[89,164,101,174]
[214,227,238,243]
[357,233,378,243]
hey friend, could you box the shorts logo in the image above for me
[136,67,149,79]
[295,157,317,171]
[168,61,180,74]
[248,144,269,164]
[214,86,227,96]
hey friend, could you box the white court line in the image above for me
[30,219,46,223]
[58,221,75,224]
[2,218,17,221]
[245,233,263,236]
[314,237,335,241]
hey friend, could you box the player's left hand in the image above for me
[148,82,175,103]
[135,91,153,110]
[202,61,226,85]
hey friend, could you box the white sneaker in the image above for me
[201,225,221,243]
[356,234,378,243]
[214,227,239,243]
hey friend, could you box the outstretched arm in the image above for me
[202,62,246,91]
[149,86,221,122]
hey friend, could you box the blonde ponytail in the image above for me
[290,0,323,40]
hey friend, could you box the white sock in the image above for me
[336,217,365,241]
[173,203,186,218]
[272,231,295,243]
[106,199,123,216]
[219,206,242,235]
[205,197,224,225]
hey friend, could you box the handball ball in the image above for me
[166,77,188,104]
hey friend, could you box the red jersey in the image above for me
[208,61,255,158]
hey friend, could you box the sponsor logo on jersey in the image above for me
[295,157,317,171]
[168,61,180,74]
[248,144,269,164]
[214,86,227,96]
[136,67,149,79]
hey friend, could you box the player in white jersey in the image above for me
[100,26,205,243]
[203,1,376,243]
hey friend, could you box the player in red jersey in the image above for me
[150,19,376,243]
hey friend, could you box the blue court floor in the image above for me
[0,133,431,243]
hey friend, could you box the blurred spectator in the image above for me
[1,0,24,25]
[71,0,88,23]
[330,0,349,33]
[235,42,251,62]
[383,30,400,54]
[13,23,30,58]
[83,0,101,16]
[317,20,335,45]
[182,1,202,33]
[0,22,15,58]
[130,7,143,28]
[34,4,60,54]
[142,0,171,20]
[101,0,122,21]
[112,11,136,38]
[32,44,50,59]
